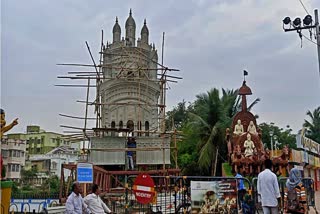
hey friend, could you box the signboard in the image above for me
[133,174,155,204]
[77,162,93,183]
[296,133,320,155]
[191,180,237,213]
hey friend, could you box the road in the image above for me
[310,190,319,214]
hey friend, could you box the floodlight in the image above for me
[293,17,301,27]
[283,17,291,25]
[303,15,312,26]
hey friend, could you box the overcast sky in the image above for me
[1,0,319,135]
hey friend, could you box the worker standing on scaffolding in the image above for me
[127,137,136,170]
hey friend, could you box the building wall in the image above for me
[90,13,172,166]
[1,137,26,180]
[101,19,160,136]
[28,151,79,178]
[89,136,170,165]
[7,126,71,155]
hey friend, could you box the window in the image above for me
[52,161,57,170]
[111,121,116,137]
[2,150,8,158]
[127,120,134,136]
[145,121,149,137]
[137,121,142,136]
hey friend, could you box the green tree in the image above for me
[21,167,38,185]
[42,175,60,194]
[258,123,296,149]
[188,88,237,175]
[166,100,191,131]
[170,88,260,176]
[303,106,320,143]
[186,88,260,176]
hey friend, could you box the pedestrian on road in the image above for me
[84,184,112,214]
[257,159,281,214]
[66,182,91,214]
[234,169,246,210]
[283,168,307,214]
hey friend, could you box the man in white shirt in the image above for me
[84,184,112,214]
[65,182,91,214]
[257,159,281,214]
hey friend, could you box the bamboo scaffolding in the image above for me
[57,27,182,172]
[59,113,96,120]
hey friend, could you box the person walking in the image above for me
[257,159,281,214]
[84,184,112,214]
[283,168,307,214]
[65,182,91,214]
[235,170,246,210]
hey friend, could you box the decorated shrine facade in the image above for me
[226,80,291,176]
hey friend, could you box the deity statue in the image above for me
[233,119,244,135]
[0,109,18,179]
[0,109,18,139]
[244,133,255,157]
[247,121,257,135]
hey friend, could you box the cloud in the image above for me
[1,0,319,134]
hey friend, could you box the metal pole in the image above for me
[314,9,320,78]
[270,135,274,157]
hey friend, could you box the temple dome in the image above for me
[239,81,252,95]
[125,9,136,28]
[141,19,149,34]
[113,17,121,33]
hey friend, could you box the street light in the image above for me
[269,130,274,157]
[282,9,320,78]
[274,135,280,150]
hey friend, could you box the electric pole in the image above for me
[283,9,320,78]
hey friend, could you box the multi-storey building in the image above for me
[26,146,79,178]
[7,125,72,155]
[1,137,26,181]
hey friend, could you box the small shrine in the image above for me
[226,80,290,176]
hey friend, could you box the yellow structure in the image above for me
[0,181,12,214]
[1,109,18,214]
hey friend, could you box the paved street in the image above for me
[310,190,319,214]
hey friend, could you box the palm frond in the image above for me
[248,97,261,111]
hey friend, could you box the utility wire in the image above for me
[298,0,310,15]
[302,33,320,46]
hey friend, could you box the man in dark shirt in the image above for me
[127,137,136,170]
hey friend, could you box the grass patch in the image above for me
[222,162,233,176]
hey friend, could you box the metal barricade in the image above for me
[252,177,318,214]
[115,175,254,214]
[279,177,318,214]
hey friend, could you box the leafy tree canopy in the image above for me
[303,106,320,143]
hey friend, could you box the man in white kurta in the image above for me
[257,159,281,214]
[66,182,91,214]
[84,184,112,214]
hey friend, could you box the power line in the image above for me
[298,0,310,15]
[302,33,320,46]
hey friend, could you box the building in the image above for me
[89,10,171,168]
[1,137,26,181]
[291,129,320,190]
[7,125,73,155]
[26,146,79,178]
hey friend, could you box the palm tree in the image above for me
[303,106,320,143]
[187,88,260,176]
